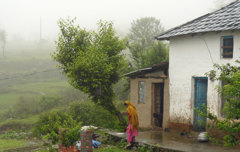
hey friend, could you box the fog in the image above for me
[0,0,236,139]
[0,0,234,50]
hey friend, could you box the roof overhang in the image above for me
[123,62,168,78]
[155,0,240,41]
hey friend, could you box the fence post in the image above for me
[58,128,67,152]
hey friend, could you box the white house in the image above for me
[155,0,240,131]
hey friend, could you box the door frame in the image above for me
[152,83,164,128]
[193,77,208,131]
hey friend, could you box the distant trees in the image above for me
[53,18,127,126]
[0,29,6,57]
[127,17,168,69]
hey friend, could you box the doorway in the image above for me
[153,83,164,127]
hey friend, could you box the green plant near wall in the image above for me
[205,70,216,81]
[199,61,240,146]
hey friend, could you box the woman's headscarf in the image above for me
[125,101,139,132]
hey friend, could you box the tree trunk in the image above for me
[116,110,127,127]
[92,96,127,129]
[109,102,128,128]
[107,102,127,128]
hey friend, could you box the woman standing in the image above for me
[124,101,139,148]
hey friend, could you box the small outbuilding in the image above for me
[124,62,169,129]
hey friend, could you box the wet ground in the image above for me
[109,130,240,152]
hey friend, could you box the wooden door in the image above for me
[153,83,164,127]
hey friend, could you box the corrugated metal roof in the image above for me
[123,62,168,78]
[156,0,240,40]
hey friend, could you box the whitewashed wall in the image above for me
[169,30,240,124]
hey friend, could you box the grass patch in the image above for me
[0,53,69,115]
[0,81,70,114]
[0,93,23,113]
[12,81,70,95]
[0,119,35,133]
[0,139,29,151]
[0,115,39,126]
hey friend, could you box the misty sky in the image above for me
[0,0,228,42]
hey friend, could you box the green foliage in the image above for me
[0,131,25,139]
[113,78,130,101]
[94,145,131,152]
[116,139,128,149]
[53,17,127,125]
[114,100,127,113]
[205,70,216,81]
[137,144,154,152]
[0,119,34,133]
[144,42,169,67]
[127,17,168,69]
[208,136,223,145]
[33,110,81,144]
[68,102,124,131]
[60,124,82,147]
[224,134,238,147]
[35,148,57,152]
[0,139,29,151]
[202,60,240,146]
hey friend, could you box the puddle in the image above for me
[135,131,240,152]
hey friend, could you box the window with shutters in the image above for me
[221,36,233,58]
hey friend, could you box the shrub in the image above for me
[33,110,81,144]
[202,61,240,146]
[60,124,82,147]
[68,102,124,131]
